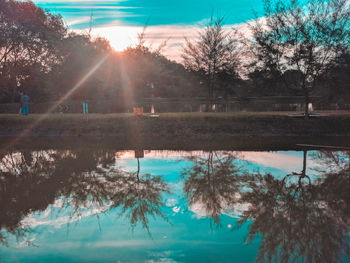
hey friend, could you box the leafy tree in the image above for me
[316,50,350,105]
[49,33,112,102]
[0,0,66,102]
[248,0,349,118]
[182,16,241,102]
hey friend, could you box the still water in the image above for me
[0,147,349,263]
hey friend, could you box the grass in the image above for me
[0,111,349,137]
[0,111,349,150]
[0,110,349,119]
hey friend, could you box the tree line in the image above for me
[0,0,349,115]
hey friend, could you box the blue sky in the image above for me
[34,0,264,28]
[33,0,265,59]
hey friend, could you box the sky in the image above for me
[32,0,265,61]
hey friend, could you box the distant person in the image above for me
[82,97,88,114]
[19,91,30,115]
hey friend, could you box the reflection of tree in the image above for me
[57,151,170,234]
[238,150,350,263]
[183,151,240,225]
[0,149,169,245]
[0,150,73,246]
[102,156,169,234]
[312,150,350,172]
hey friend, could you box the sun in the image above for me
[92,25,141,51]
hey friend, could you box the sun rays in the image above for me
[5,54,110,149]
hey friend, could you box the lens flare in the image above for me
[5,54,109,148]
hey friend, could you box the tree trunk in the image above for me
[301,150,307,177]
[207,73,215,112]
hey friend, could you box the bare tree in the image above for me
[249,0,349,118]
[182,16,240,103]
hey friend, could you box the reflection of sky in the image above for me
[0,151,339,262]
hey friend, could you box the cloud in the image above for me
[79,18,262,61]
[33,0,266,61]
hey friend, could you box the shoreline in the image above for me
[1,135,350,151]
[0,112,349,150]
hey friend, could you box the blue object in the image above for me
[21,104,29,115]
[83,102,88,114]
[20,94,30,115]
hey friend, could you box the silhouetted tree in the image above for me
[316,50,350,105]
[249,0,349,118]
[182,16,241,103]
[0,0,66,102]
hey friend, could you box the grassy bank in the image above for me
[0,112,349,149]
[0,111,349,138]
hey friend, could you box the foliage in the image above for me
[182,16,241,100]
[0,0,66,102]
[248,0,350,116]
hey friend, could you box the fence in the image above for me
[0,96,348,114]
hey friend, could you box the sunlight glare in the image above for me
[92,26,140,51]
[5,54,109,149]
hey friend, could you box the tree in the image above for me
[249,0,349,118]
[0,0,66,102]
[317,50,350,105]
[49,33,112,102]
[182,16,240,103]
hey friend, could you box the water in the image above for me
[0,147,349,263]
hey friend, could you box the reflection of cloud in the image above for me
[88,240,150,248]
[114,150,233,160]
[189,193,250,219]
[190,201,251,219]
[113,150,319,174]
[166,199,178,207]
[240,151,317,173]
[146,250,182,263]
[22,205,109,229]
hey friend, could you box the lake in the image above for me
[0,144,349,263]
